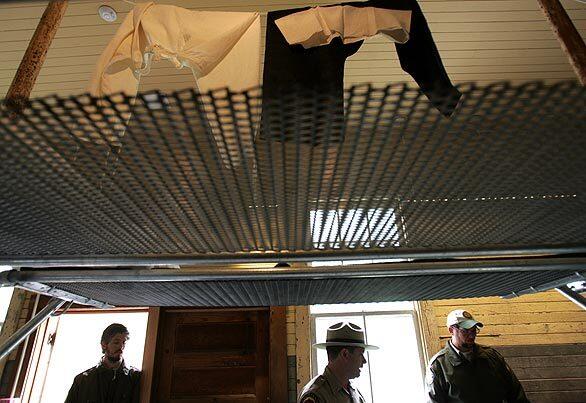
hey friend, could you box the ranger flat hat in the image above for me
[313,322,379,350]
[446,309,484,329]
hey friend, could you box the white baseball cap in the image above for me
[446,309,483,329]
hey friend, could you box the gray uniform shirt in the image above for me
[298,366,366,403]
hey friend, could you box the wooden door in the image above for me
[152,309,271,403]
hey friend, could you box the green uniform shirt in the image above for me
[298,366,366,403]
[426,342,529,403]
[64,360,140,403]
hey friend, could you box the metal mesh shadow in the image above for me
[1,82,585,258]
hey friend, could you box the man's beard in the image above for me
[106,354,122,363]
[460,341,475,351]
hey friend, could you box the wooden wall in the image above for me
[431,290,586,348]
[1,0,585,98]
[0,289,36,398]
[498,343,586,403]
[428,290,586,403]
[289,290,586,403]
[286,307,297,403]
[285,306,312,403]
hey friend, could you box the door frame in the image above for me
[140,306,288,402]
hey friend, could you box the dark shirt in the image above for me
[262,0,461,140]
[426,342,529,403]
[65,360,140,403]
[97,365,122,403]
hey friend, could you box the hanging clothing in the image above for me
[89,2,261,97]
[263,0,461,139]
[88,2,261,167]
[275,5,411,49]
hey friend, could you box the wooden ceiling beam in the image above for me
[4,0,68,113]
[537,0,586,84]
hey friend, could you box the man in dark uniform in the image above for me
[426,309,529,403]
[65,323,141,403]
[298,322,378,403]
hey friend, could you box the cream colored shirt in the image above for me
[89,2,261,97]
[88,2,260,165]
[275,5,411,49]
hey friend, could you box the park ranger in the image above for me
[298,322,378,403]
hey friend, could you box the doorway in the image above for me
[21,310,148,403]
[150,307,287,402]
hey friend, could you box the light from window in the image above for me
[0,286,14,332]
[311,302,426,403]
[310,301,412,314]
[310,208,401,249]
[33,311,148,403]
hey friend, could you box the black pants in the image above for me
[261,0,461,144]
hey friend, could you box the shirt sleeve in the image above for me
[425,363,448,403]
[493,350,530,403]
[394,0,461,116]
[64,378,79,403]
[299,392,321,403]
[131,370,141,403]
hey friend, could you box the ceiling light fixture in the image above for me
[98,5,117,22]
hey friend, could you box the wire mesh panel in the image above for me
[45,269,582,306]
[1,82,585,258]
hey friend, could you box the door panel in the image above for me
[174,322,256,353]
[153,309,269,403]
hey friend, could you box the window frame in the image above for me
[309,305,427,402]
[19,306,150,403]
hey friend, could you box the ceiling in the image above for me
[1,0,585,99]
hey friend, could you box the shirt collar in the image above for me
[447,341,479,365]
[324,365,355,395]
[446,341,464,366]
[448,340,461,355]
[99,358,129,374]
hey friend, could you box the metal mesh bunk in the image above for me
[1,81,585,305]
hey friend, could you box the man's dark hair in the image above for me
[326,345,356,361]
[101,323,129,345]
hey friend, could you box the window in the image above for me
[0,266,14,333]
[21,310,148,403]
[0,287,14,333]
[310,208,402,249]
[310,302,426,403]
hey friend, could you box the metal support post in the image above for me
[1,257,586,283]
[4,0,69,113]
[501,272,585,299]
[0,298,66,361]
[2,244,586,268]
[536,0,586,84]
[556,285,586,310]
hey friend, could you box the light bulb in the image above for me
[98,5,117,22]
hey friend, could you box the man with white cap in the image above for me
[298,322,378,403]
[426,309,529,403]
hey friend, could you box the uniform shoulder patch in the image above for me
[300,392,320,403]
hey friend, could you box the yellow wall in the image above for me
[288,290,585,402]
[0,290,35,389]
[286,307,296,357]
[432,290,586,347]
